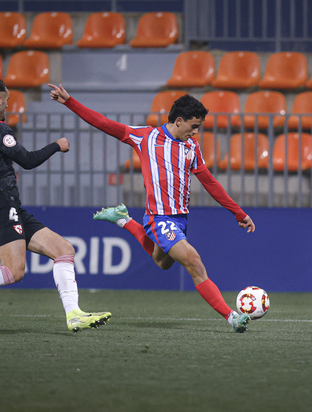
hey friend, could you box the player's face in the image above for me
[175,116,203,142]
[0,88,9,121]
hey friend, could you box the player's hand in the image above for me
[56,137,70,152]
[48,83,70,104]
[238,215,255,233]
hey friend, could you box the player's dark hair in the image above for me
[0,79,7,92]
[168,94,208,123]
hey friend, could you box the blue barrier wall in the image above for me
[8,206,312,292]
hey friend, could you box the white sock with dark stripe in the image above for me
[53,255,79,314]
[0,265,15,285]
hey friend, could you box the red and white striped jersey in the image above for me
[121,124,207,215]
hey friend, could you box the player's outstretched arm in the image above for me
[48,83,70,104]
[238,215,255,233]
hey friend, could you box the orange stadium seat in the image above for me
[124,149,141,171]
[130,12,178,48]
[0,12,26,48]
[273,133,312,171]
[23,12,73,49]
[195,132,220,168]
[200,91,241,129]
[218,133,269,171]
[288,92,312,130]
[77,12,125,48]
[6,90,26,126]
[166,51,215,88]
[211,51,260,89]
[146,90,187,127]
[0,55,3,78]
[243,91,286,129]
[4,51,50,88]
[258,52,308,89]
[305,76,312,89]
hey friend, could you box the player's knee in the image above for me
[153,255,174,270]
[61,238,75,256]
[13,267,25,282]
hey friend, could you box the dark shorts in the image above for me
[0,203,45,247]
[143,213,188,254]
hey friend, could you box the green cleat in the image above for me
[232,313,250,333]
[66,309,111,333]
[93,203,129,224]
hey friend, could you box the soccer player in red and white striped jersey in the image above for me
[49,84,255,333]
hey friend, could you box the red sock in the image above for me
[196,278,233,319]
[124,219,154,257]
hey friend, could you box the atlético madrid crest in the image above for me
[13,225,23,234]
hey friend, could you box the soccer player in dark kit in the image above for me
[49,82,255,333]
[0,80,111,332]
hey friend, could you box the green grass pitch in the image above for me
[0,289,311,412]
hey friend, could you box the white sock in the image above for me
[53,255,79,314]
[227,311,238,326]
[0,265,15,286]
[116,216,131,228]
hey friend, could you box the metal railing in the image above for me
[11,110,312,209]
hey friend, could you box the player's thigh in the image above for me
[0,239,26,274]
[152,243,175,269]
[28,227,74,259]
[168,239,206,277]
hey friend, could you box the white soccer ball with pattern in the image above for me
[236,286,270,320]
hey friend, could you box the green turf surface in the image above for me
[0,289,311,412]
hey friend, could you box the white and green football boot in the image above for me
[66,309,111,333]
[232,312,250,333]
[93,203,129,224]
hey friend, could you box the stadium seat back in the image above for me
[124,149,141,171]
[77,12,125,48]
[167,51,215,88]
[7,90,26,126]
[244,91,286,129]
[200,91,241,129]
[195,132,220,168]
[273,133,312,171]
[288,91,312,130]
[130,12,178,47]
[4,51,50,88]
[219,133,269,170]
[146,90,187,127]
[24,12,73,48]
[211,51,260,89]
[258,52,308,89]
[0,12,26,48]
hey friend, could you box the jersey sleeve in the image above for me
[65,96,127,141]
[195,168,247,222]
[0,124,23,158]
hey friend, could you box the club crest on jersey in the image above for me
[184,147,193,160]
[166,231,176,241]
[13,225,23,235]
[3,134,16,147]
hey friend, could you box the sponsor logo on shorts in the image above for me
[3,134,16,147]
[13,225,23,235]
[166,231,176,241]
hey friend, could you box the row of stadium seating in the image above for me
[7,87,312,130]
[146,90,312,130]
[2,48,312,93]
[124,132,312,173]
[0,11,179,49]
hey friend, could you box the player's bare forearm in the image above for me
[48,83,70,104]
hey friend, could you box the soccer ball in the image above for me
[236,286,270,320]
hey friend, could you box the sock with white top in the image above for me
[53,255,79,314]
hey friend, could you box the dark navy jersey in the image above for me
[0,121,22,204]
[0,120,60,207]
